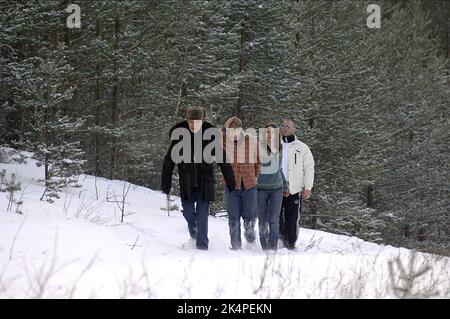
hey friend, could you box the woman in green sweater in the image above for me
[257,124,288,251]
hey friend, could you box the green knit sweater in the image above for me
[257,151,288,191]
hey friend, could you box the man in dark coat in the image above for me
[161,106,236,250]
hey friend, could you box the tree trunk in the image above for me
[447,14,449,61]
[310,196,318,229]
[52,32,59,47]
[367,183,375,208]
[64,28,71,47]
[236,22,246,121]
[109,15,121,180]
[308,117,315,129]
[43,108,49,186]
[175,47,188,118]
[294,0,301,48]
[95,18,103,177]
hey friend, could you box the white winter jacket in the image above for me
[282,137,315,194]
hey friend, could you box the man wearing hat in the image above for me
[161,106,236,250]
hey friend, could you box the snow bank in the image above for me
[0,148,448,298]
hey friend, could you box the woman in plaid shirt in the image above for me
[222,117,262,250]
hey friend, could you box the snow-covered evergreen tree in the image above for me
[17,51,83,202]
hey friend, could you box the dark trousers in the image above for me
[181,187,210,250]
[279,192,302,249]
[225,186,257,249]
[257,188,283,250]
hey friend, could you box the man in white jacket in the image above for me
[279,119,315,250]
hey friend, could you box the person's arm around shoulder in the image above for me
[215,127,236,191]
[253,135,262,178]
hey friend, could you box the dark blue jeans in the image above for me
[225,186,257,249]
[181,187,210,250]
[257,188,283,250]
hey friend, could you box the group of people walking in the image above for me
[161,106,315,251]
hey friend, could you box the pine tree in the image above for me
[18,50,83,202]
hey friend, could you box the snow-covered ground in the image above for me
[0,148,449,298]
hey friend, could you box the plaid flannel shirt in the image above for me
[222,130,261,190]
